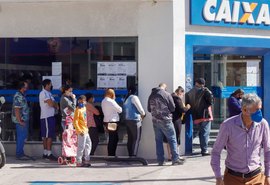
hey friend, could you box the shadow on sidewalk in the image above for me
[28,176,216,184]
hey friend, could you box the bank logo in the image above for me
[191,0,270,30]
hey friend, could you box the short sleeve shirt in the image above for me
[39,89,55,119]
[12,91,29,123]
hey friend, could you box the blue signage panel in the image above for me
[212,86,262,98]
[191,0,270,30]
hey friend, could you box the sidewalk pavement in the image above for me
[0,149,226,185]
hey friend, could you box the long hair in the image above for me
[231,89,244,97]
[61,84,72,94]
[124,86,136,101]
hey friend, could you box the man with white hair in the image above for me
[211,93,270,185]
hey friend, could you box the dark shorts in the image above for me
[40,116,56,139]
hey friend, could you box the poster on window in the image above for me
[97,62,107,74]
[247,61,260,86]
[97,62,136,76]
[126,62,137,76]
[117,62,127,74]
[42,76,62,90]
[97,76,108,88]
[52,62,62,76]
[116,76,127,88]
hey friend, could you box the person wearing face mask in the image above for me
[211,93,270,185]
[185,78,214,156]
[39,79,59,161]
[73,95,92,167]
[60,85,76,130]
[227,89,244,118]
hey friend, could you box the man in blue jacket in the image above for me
[147,83,184,166]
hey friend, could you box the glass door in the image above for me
[194,54,261,129]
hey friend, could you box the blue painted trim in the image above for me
[185,34,270,154]
[212,86,262,98]
[0,89,127,103]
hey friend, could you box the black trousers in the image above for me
[126,120,142,156]
[89,127,99,155]
[108,130,119,156]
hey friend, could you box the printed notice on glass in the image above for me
[52,62,62,76]
[107,63,117,74]
[42,76,62,90]
[107,76,117,88]
[117,62,127,74]
[97,76,108,88]
[97,62,107,74]
[126,62,137,76]
[116,76,127,88]
[247,61,259,86]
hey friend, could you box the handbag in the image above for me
[107,122,118,131]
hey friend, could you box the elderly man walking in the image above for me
[147,83,184,166]
[211,93,270,185]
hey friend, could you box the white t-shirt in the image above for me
[39,89,55,119]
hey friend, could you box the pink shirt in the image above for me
[86,103,100,128]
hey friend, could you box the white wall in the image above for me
[137,1,182,159]
[0,1,138,37]
[173,0,186,155]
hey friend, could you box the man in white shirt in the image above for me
[39,79,59,160]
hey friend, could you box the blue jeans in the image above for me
[16,120,29,158]
[153,120,179,163]
[193,121,211,153]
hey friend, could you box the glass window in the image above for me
[0,37,138,144]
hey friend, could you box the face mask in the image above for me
[78,103,85,108]
[251,109,263,123]
[50,85,53,91]
[195,86,203,90]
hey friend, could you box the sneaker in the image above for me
[42,154,48,159]
[158,161,166,166]
[178,156,186,162]
[202,151,211,156]
[47,154,58,161]
[172,159,184,165]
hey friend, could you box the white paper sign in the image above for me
[126,62,136,76]
[42,76,62,90]
[97,76,108,88]
[97,62,107,74]
[247,61,260,86]
[116,76,127,88]
[107,63,117,74]
[107,76,117,88]
[117,62,127,74]
[52,62,62,76]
